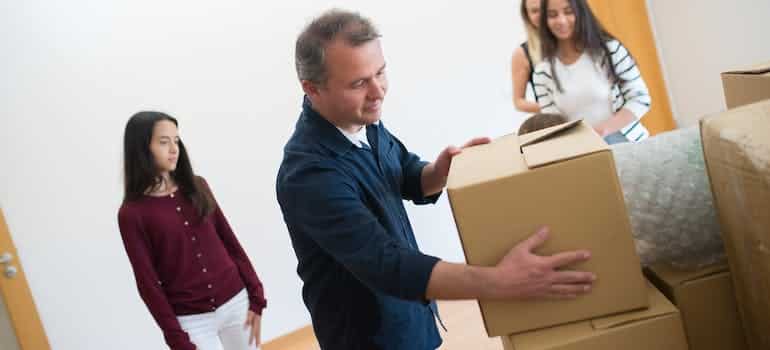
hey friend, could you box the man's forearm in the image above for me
[421,163,444,196]
[425,261,500,300]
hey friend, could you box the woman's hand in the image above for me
[596,109,638,137]
[244,310,262,347]
[593,125,608,137]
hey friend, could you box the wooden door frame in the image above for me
[0,207,51,350]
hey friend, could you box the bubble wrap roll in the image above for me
[611,126,725,268]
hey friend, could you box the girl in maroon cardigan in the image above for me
[118,111,266,350]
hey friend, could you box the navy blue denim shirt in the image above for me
[276,97,443,349]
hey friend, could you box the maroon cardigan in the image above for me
[118,180,266,350]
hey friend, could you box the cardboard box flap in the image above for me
[722,61,770,75]
[521,120,609,169]
[649,263,728,287]
[506,321,593,349]
[447,133,528,190]
[519,119,583,148]
[591,284,678,330]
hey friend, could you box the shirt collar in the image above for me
[301,96,380,155]
[335,119,380,148]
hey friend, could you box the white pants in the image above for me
[177,289,259,350]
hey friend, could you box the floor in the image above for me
[262,300,502,350]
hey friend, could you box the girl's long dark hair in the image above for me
[122,111,215,218]
[538,0,622,92]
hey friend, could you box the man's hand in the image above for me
[491,227,595,300]
[425,227,595,301]
[422,137,491,195]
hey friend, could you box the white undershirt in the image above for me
[552,52,614,126]
[336,121,379,148]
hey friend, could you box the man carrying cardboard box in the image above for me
[276,9,596,350]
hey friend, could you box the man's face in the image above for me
[304,38,387,133]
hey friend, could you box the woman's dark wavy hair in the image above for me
[538,0,623,92]
[122,111,214,219]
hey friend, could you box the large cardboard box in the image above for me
[447,120,647,336]
[701,99,770,350]
[644,263,747,350]
[721,61,770,109]
[501,283,688,350]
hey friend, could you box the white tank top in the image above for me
[551,52,613,126]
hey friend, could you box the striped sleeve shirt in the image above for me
[533,39,652,143]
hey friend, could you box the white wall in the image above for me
[0,1,527,349]
[647,0,770,126]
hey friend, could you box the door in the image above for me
[587,0,677,135]
[0,208,51,350]
[1,293,21,350]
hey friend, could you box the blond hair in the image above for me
[525,26,542,65]
[520,1,542,65]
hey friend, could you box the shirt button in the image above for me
[210,298,215,303]
[191,236,196,242]
[196,253,202,258]
[207,284,213,289]
[170,193,175,198]
[176,206,181,212]
[211,306,216,311]
[184,221,189,226]
[202,268,207,273]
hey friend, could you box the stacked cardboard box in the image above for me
[720,61,770,109]
[500,283,688,350]
[447,120,648,336]
[698,61,770,350]
[447,60,770,345]
[645,263,747,350]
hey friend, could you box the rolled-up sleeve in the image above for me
[609,40,651,120]
[280,161,440,301]
[393,136,441,205]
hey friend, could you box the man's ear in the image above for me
[301,80,321,98]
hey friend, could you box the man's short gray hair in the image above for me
[295,9,381,84]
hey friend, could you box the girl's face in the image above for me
[149,120,179,175]
[525,0,542,29]
[546,0,576,42]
